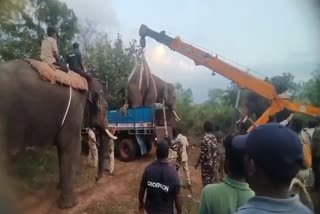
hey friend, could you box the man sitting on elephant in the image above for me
[66,42,91,82]
[40,27,68,72]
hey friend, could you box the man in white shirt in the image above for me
[87,128,98,167]
[173,128,192,188]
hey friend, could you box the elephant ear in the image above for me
[96,90,105,111]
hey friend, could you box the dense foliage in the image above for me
[176,70,320,136]
[1,0,319,135]
[0,0,78,60]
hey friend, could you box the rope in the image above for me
[61,86,72,127]
[163,98,168,137]
[128,49,144,83]
[128,61,138,83]
[138,56,144,91]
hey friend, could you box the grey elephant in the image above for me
[0,60,116,209]
[127,55,157,108]
[126,55,180,122]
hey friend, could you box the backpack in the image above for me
[300,133,312,168]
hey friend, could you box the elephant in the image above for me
[150,74,180,126]
[127,55,157,108]
[152,74,177,110]
[0,60,116,209]
[126,55,180,120]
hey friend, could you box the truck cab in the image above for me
[107,106,174,162]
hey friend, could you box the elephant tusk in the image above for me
[105,129,118,140]
[172,110,181,121]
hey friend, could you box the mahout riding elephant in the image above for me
[0,60,116,209]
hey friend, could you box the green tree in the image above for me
[79,25,140,109]
[300,67,320,106]
[270,72,298,96]
[207,88,226,106]
[222,73,299,119]
[0,0,78,60]
[175,83,194,133]
[0,0,28,24]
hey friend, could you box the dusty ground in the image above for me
[9,143,320,214]
[13,146,202,214]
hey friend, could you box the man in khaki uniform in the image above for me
[40,27,67,72]
[173,129,191,187]
[87,128,98,167]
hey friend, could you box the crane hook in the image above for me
[140,37,146,49]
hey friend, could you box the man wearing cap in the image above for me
[138,140,182,214]
[235,123,312,214]
[199,134,254,214]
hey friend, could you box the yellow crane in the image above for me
[139,24,320,132]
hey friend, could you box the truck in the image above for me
[107,106,174,162]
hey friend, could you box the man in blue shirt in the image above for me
[138,140,182,214]
[235,123,312,214]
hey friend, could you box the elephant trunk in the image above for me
[96,129,117,181]
[96,131,108,182]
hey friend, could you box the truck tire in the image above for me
[118,138,137,162]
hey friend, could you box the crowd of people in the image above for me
[138,115,319,214]
[40,26,317,214]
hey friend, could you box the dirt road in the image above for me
[18,147,202,214]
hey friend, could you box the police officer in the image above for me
[139,140,182,214]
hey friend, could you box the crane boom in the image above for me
[139,24,320,130]
[139,24,277,101]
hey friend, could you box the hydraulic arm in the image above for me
[139,24,320,131]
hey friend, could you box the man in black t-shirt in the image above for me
[139,140,182,214]
[66,42,91,81]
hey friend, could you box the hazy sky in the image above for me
[62,0,320,103]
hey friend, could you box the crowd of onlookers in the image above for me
[138,114,318,214]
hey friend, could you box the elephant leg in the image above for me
[56,130,81,209]
[56,145,62,190]
[127,85,143,108]
[96,133,108,181]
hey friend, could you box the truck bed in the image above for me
[107,107,155,130]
